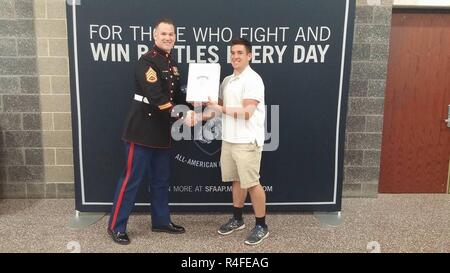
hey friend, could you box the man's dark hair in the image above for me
[231,38,252,53]
[154,18,175,30]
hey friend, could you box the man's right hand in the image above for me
[184,110,198,127]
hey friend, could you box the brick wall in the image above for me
[343,0,392,197]
[0,0,393,198]
[0,0,73,198]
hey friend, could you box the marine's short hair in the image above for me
[154,18,175,30]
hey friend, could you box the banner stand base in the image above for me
[313,211,343,227]
[69,211,106,229]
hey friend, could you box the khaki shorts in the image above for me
[220,141,262,189]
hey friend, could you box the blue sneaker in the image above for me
[218,218,245,235]
[244,225,269,245]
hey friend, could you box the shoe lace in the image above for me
[251,226,266,238]
[228,218,240,227]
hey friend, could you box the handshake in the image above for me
[184,110,201,127]
[183,98,222,127]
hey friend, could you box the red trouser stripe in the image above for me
[110,142,135,231]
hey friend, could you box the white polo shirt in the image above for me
[219,65,265,147]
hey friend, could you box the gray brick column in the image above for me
[343,0,393,197]
[0,0,73,198]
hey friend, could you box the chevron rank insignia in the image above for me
[145,67,157,83]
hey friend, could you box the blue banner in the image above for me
[67,0,355,212]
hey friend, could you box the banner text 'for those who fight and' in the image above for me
[89,25,332,64]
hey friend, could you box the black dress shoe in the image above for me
[107,229,130,245]
[152,222,185,234]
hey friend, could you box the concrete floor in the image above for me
[0,194,449,253]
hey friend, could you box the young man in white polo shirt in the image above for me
[206,38,268,245]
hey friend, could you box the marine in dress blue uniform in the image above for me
[107,19,186,245]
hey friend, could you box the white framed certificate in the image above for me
[186,63,221,102]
